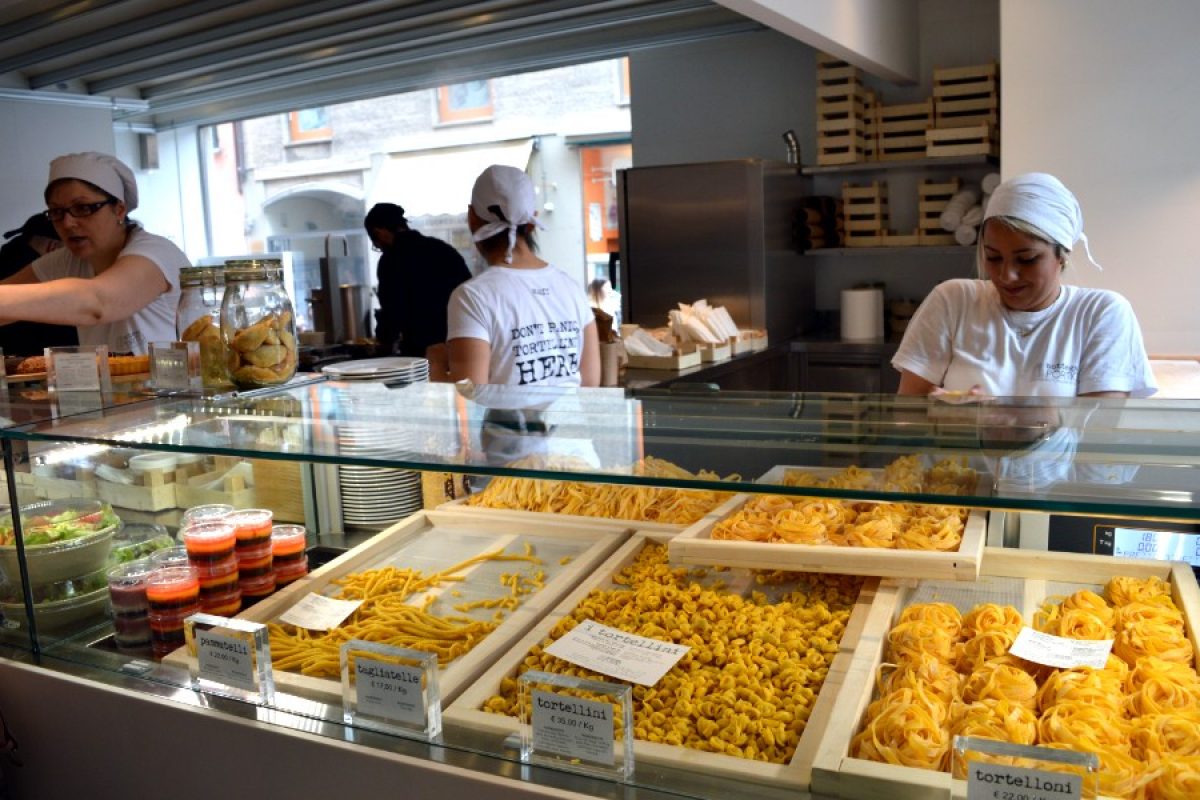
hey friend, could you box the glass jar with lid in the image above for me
[220,259,298,389]
[177,265,233,389]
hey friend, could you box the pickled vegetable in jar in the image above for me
[177,265,233,390]
[220,260,298,389]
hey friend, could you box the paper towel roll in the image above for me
[841,288,884,341]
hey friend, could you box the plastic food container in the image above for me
[146,566,200,659]
[107,559,155,649]
[150,545,190,570]
[128,452,179,477]
[0,565,111,631]
[226,509,273,550]
[200,586,242,617]
[0,499,121,587]
[194,559,239,599]
[108,523,174,566]
[181,522,236,564]
[180,504,233,529]
[239,572,276,608]
[235,548,272,579]
[271,525,309,586]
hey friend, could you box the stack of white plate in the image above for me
[321,356,430,384]
[323,357,430,527]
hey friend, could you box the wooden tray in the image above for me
[444,531,880,792]
[166,509,628,705]
[668,465,987,581]
[432,491,739,534]
[810,548,1200,800]
[625,350,701,371]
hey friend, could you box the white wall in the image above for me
[0,99,114,233]
[115,125,208,260]
[1001,0,1200,355]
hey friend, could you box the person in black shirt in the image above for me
[365,203,471,373]
[0,213,78,355]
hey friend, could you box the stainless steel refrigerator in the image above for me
[617,159,813,342]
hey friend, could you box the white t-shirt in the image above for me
[447,264,595,387]
[892,279,1156,397]
[32,226,186,354]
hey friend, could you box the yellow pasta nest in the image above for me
[712,455,975,551]
[856,581,1200,796]
[482,543,862,764]
[464,456,736,524]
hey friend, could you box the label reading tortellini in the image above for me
[545,619,689,686]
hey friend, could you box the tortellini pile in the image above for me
[484,543,863,763]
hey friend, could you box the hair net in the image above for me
[470,165,543,264]
[46,151,139,211]
[983,172,1101,270]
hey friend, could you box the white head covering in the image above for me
[983,172,1101,270]
[470,164,543,264]
[46,152,139,212]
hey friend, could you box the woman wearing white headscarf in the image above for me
[0,151,187,354]
[447,165,599,387]
[893,172,1155,398]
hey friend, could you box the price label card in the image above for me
[150,341,199,392]
[184,614,274,706]
[530,689,615,766]
[279,593,363,631]
[545,619,690,685]
[49,351,102,390]
[340,641,441,741]
[967,762,1082,800]
[1009,626,1113,669]
[197,628,257,692]
[518,670,633,782]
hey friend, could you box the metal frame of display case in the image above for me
[0,381,1198,799]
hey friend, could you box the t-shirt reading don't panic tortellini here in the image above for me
[447,264,595,387]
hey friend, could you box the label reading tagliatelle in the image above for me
[531,689,615,766]
[544,620,690,686]
[1009,626,1113,669]
[278,593,363,631]
[355,656,425,727]
[967,761,1082,800]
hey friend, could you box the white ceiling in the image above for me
[0,0,761,129]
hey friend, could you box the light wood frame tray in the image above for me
[166,509,629,706]
[669,464,987,581]
[437,491,746,535]
[444,531,880,792]
[810,548,1200,800]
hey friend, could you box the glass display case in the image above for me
[1,379,1198,799]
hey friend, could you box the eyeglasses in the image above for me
[44,199,116,222]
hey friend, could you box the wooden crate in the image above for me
[668,464,987,581]
[625,349,701,371]
[251,458,306,523]
[918,177,961,246]
[435,494,707,534]
[165,510,629,705]
[862,90,879,161]
[444,532,880,793]
[811,548,1200,800]
[699,341,731,363]
[842,181,889,247]
[926,123,998,158]
[97,467,177,512]
[175,465,255,510]
[817,57,870,166]
[933,63,999,128]
[876,99,934,161]
[30,473,98,501]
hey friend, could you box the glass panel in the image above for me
[3,383,1199,521]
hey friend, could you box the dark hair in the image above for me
[4,213,59,242]
[476,223,538,260]
[365,203,407,231]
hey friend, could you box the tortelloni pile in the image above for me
[853,575,1200,798]
[483,543,863,764]
[712,455,978,551]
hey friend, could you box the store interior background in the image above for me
[2,0,1198,354]
[1,2,1200,795]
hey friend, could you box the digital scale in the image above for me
[1029,515,1200,581]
